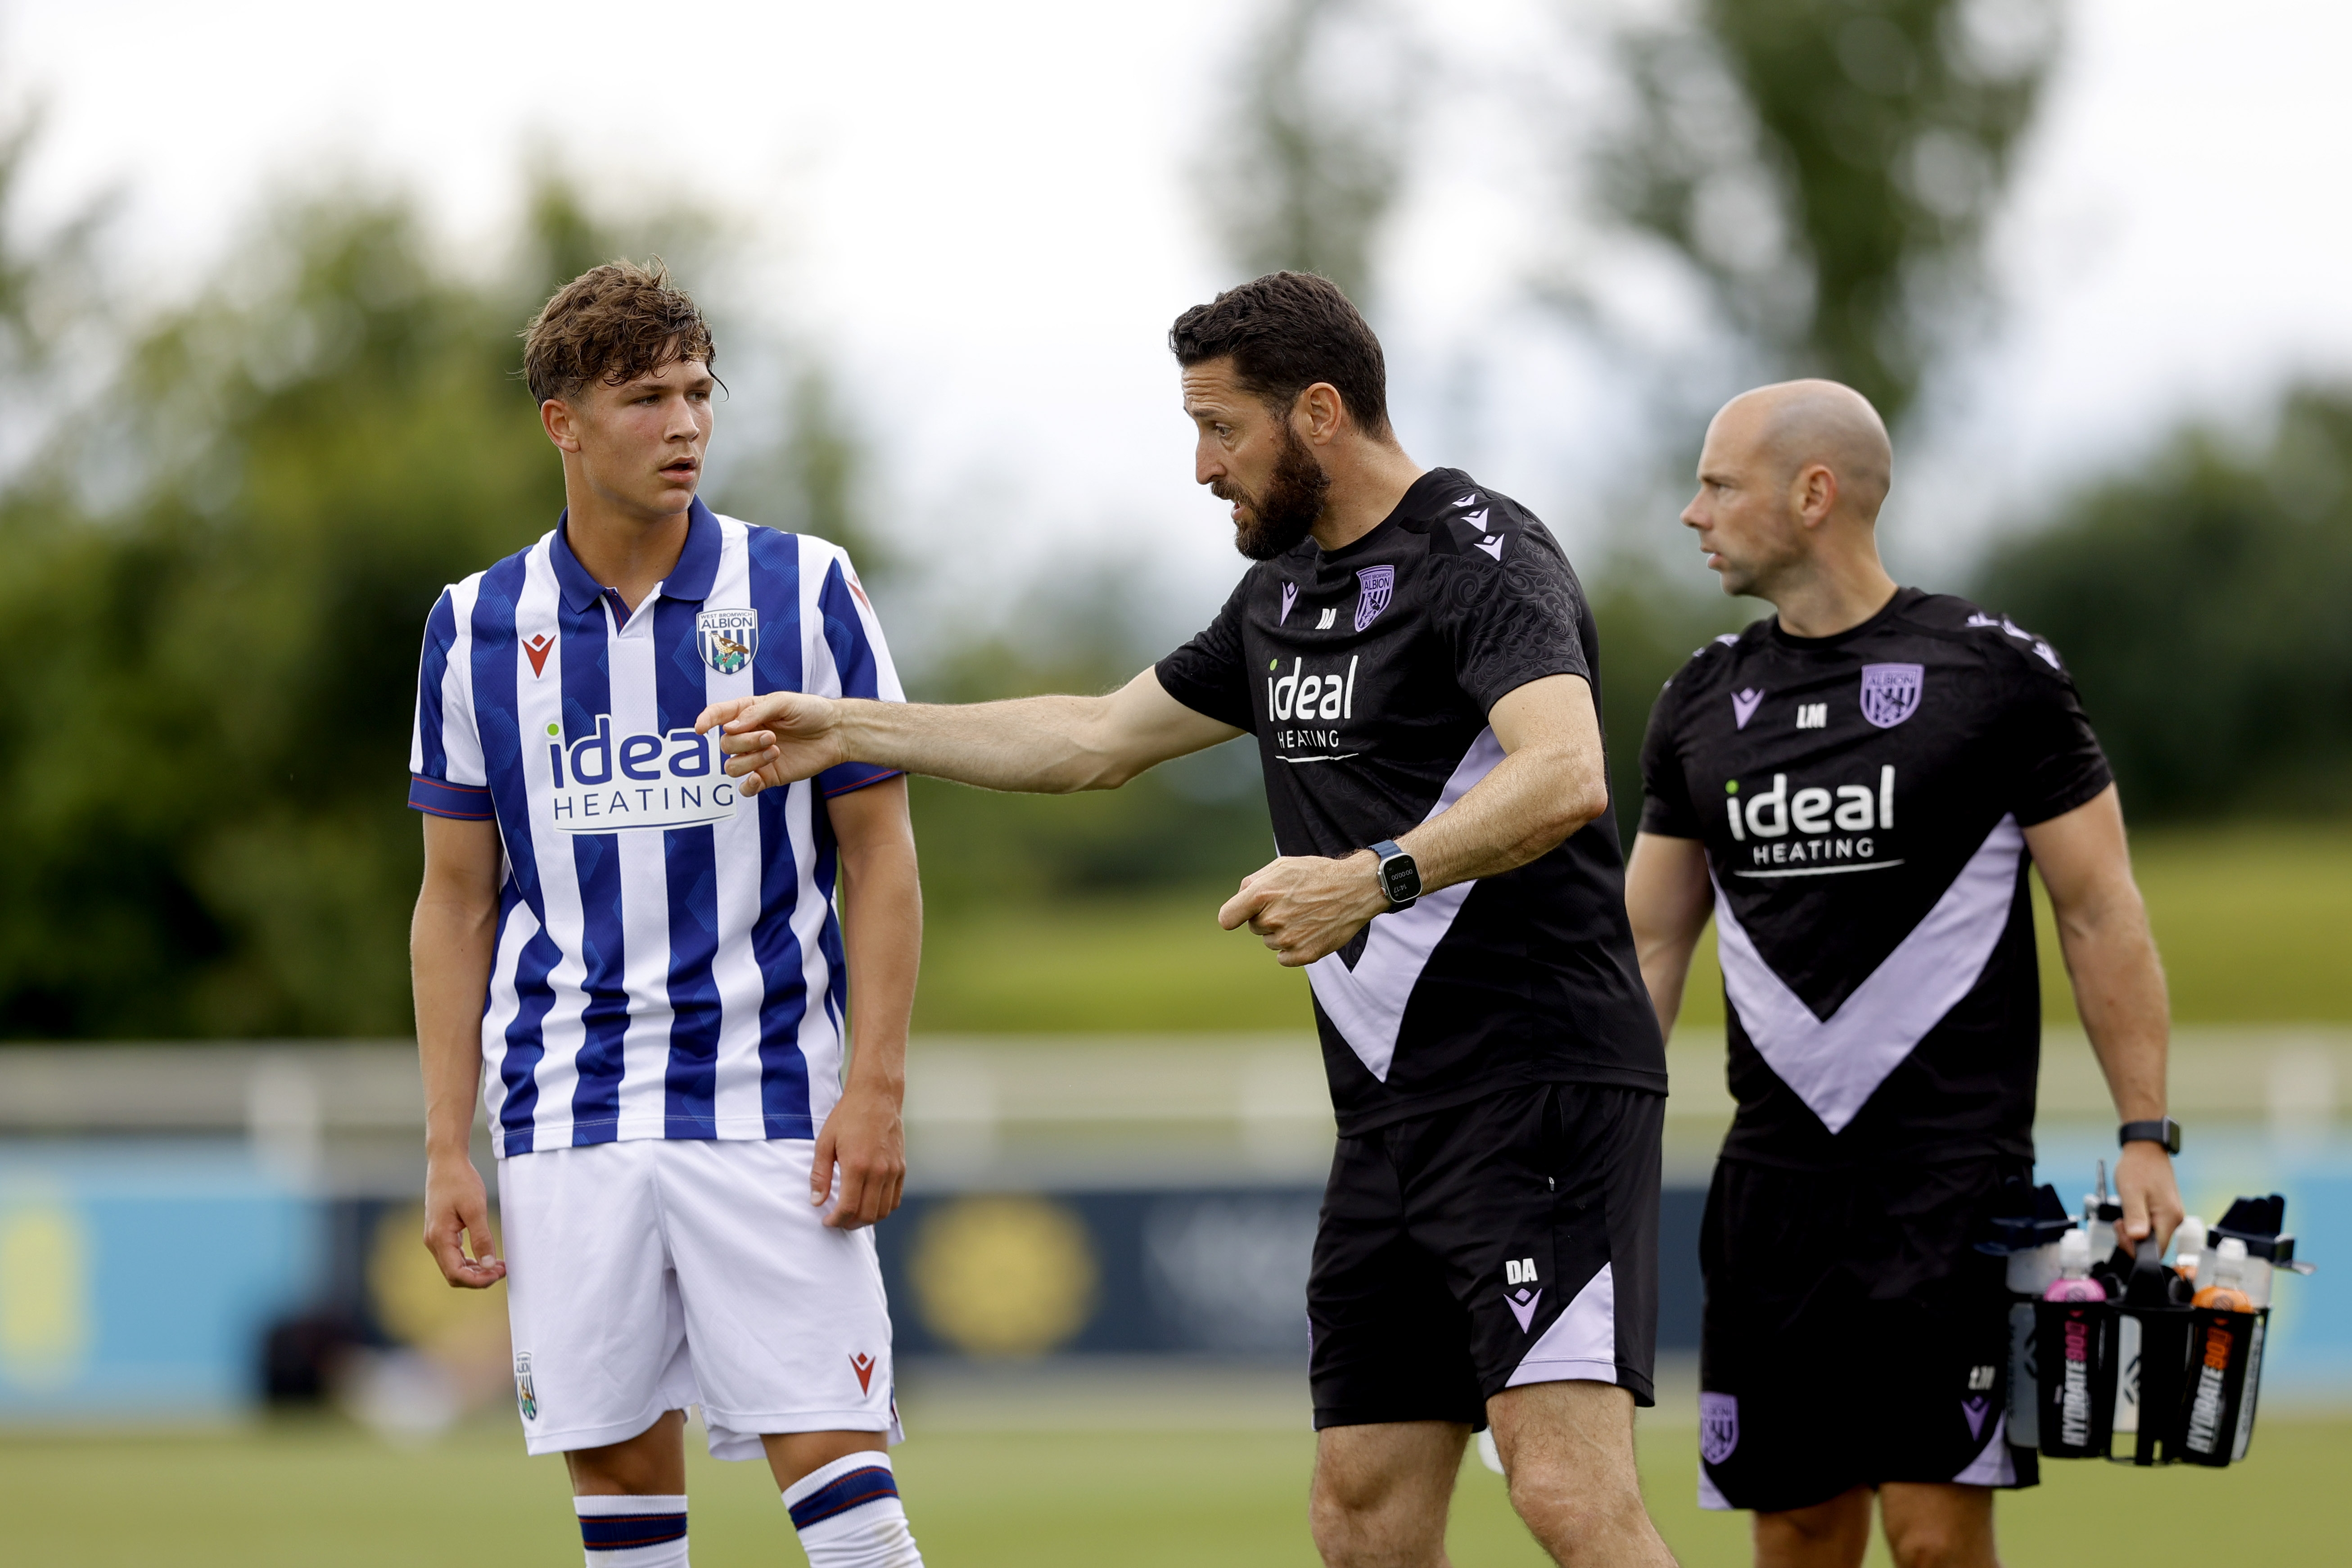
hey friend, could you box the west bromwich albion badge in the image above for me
[696,608,758,675]
[1858,662,1924,728]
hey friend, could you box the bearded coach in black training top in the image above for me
[1626,381,2184,1568]
[695,273,1679,1568]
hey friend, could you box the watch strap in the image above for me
[1368,840,1418,910]
[2118,1117,2181,1154]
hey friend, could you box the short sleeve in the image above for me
[1155,574,1258,733]
[814,547,909,799]
[1431,520,1591,714]
[2002,645,2113,826]
[1638,676,1703,839]
[409,587,494,820]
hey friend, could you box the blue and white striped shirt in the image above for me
[408,500,903,1156]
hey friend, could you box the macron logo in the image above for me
[1503,1256,1542,1331]
[524,633,555,678]
[1731,689,1764,729]
[1280,583,1299,624]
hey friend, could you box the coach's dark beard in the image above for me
[1219,427,1331,560]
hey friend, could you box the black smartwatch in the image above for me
[2119,1117,2182,1154]
[1368,840,1420,911]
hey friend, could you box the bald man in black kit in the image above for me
[1625,380,2183,1568]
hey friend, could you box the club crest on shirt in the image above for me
[514,1351,539,1421]
[1700,1392,1739,1464]
[1354,565,1395,632]
[1858,663,1924,729]
[696,608,758,675]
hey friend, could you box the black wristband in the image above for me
[2118,1117,2181,1154]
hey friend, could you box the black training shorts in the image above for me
[1309,1082,1664,1431]
[1697,1156,2041,1513]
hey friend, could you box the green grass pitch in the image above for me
[6,1414,2348,1563]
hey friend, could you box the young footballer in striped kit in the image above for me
[408,261,924,1568]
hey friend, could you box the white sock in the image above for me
[782,1451,923,1568]
[575,1492,688,1568]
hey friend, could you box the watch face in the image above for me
[1380,859,1418,902]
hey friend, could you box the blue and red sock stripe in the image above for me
[578,1510,687,1549]
[786,1465,898,1531]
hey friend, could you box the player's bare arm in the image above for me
[2022,782,2184,1252]
[1218,672,1609,967]
[697,664,1244,796]
[1623,831,1713,1041]
[813,776,920,1230]
[412,811,507,1289]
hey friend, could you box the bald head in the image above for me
[1683,379,1902,618]
[1715,379,1893,523]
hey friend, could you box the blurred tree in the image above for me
[1595,0,2059,425]
[1196,0,1413,306]
[0,107,112,478]
[1976,388,2352,821]
[0,193,562,1037]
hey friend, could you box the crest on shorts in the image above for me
[1354,565,1395,633]
[696,608,758,676]
[514,1351,539,1422]
[1858,663,1924,729]
[1699,1392,1739,1464]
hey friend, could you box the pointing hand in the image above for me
[695,691,849,795]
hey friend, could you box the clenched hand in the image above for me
[1219,851,1390,967]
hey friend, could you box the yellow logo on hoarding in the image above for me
[0,1197,91,1388]
[910,1196,1097,1358]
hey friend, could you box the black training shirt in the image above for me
[1639,588,2112,1169]
[1157,468,1666,1135]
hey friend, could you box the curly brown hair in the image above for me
[521,258,717,404]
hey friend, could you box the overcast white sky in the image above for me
[6,0,2351,632]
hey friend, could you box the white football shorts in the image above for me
[497,1137,901,1460]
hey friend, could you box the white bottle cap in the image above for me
[2175,1216,2208,1257]
[2057,1228,2092,1276]
[2211,1237,2249,1288]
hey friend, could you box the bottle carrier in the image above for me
[1977,1183,2311,1470]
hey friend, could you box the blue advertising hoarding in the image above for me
[0,1143,317,1418]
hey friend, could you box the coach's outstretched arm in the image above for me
[2024,783,2185,1253]
[413,813,508,1289]
[698,667,1245,796]
[1222,673,1608,967]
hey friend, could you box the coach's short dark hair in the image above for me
[1169,272,1390,438]
[521,259,716,404]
